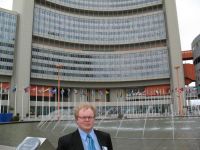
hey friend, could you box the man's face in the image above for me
[76,108,95,133]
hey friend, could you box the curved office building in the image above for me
[31,0,169,83]
[6,0,184,118]
[192,34,200,97]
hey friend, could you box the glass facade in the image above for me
[0,10,17,76]
[46,0,162,11]
[33,5,166,45]
[31,44,169,81]
[31,1,169,82]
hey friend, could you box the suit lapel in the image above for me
[72,130,85,150]
[94,130,104,149]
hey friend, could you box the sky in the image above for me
[0,0,200,51]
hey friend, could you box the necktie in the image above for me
[87,134,96,150]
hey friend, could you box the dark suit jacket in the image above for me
[57,129,113,150]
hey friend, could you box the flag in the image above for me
[43,88,49,92]
[155,89,159,95]
[12,86,17,92]
[50,88,57,94]
[84,91,88,96]
[61,88,65,94]
[99,89,103,95]
[24,86,30,93]
[74,89,78,94]
[38,89,43,93]
[176,87,183,94]
[105,89,109,94]
[80,89,84,95]
[67,88,70,94]
[4,86,10,93]
[31,87,36,91]
[120,91,122,97]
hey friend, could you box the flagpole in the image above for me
[74,89,76,109]
[48,88,51,118]
[14,86,17,116]
[56,64,62,121]
[67,88,70,116]
[35,86,37,119]
[28,87,31,119]
[55,89,57,119]
[21,90,24,120]
[0,82,2,113]
[104,89,106,118]
[7,90,10,113]
[42,86,44,119]
[117,90,118,116]
[61,89,64,116]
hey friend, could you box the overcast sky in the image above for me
[0,0,200,50]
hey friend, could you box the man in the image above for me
[57,102,113,150]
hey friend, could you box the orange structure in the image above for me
[182,50,195,85]
[182,50,193,60]
[144,50,195,94]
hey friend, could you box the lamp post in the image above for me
[56,64,63,120]
[174,65,183,116]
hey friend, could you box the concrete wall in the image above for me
[12,0,34,118]
[164,0,185,114]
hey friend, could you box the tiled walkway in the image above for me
[0,145,15,150]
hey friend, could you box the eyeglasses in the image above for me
[78,116,95,120]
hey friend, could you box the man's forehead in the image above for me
[79,108,93,113]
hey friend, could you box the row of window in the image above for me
[0,26,16,33]
[34,6,165,28]
[32,61,166,72]
[0,42,14,48]
[31,69,169,80]
[0,57,13,63]
[32,45,168,60]
[46,0,161,11]
[31,45,169,81]
[0,12,16,20]
[33,6,166,44]
[35,6,164,25]
[0,49,14,55]
[32,51,168,66]
[0,65,12,70]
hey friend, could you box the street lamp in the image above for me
[56,64,63,120]
[174,65,183,116]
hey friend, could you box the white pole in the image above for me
[28,87,31,119]
[74,92,76,109]
[35,86,38,119]
[92,89,95,102]
[48,88,51,118]
[7,90,10,113]
[105,91,106,118]
[0,82,2,113]
[14,86,17,116]
[61,89,63,116]
[68,88,70,117]
[21,91,24,120]
[42,87,44,119]
[55,90,57,116]
[80,89,82,102]
[117,90,119,115]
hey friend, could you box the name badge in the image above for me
[102,146,108,150]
